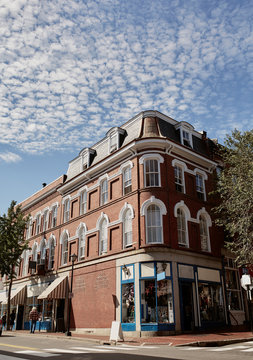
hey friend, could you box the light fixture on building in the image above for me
[122,264,130,276]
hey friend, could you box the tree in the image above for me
[0,201,30,330]
[214,129,253,265]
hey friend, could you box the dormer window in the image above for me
[110,133,118,152]
[107,127,125,154]
[175,122,194,148]
[79,148,96,171]
[182,130,191,147]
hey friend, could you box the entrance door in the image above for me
[181,282,194,331]
[56,299,65,332]
[16,305,24,330]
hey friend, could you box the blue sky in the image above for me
[0,0,252,214]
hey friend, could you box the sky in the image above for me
[0,0,252,214]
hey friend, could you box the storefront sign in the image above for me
[240,274,252,291]
[157,271,166,281]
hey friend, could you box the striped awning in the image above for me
[0,284,26,305]
[37,275,68,300]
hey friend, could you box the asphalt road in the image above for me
[0,334,253,360]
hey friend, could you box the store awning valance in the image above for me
[37,275,68,300]
[0,284,26,305]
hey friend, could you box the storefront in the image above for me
[178,264,226,330]
[120,261,175,333]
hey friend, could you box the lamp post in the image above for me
[66,253,77,336]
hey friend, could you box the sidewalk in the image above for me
[2,328,253,347]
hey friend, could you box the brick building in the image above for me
[0,110,246,336]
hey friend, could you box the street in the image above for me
[0,334,253,360]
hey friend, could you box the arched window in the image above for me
[22,250,28,277]
[48,236,56,270]
[51,205,58,228]
[43,209,49,231]
[40,239,46,260]
[139,154,164,188]
[35,214,41,235]
[99,219,108,255]
[177,208,188,247]
[123,208,133,248]
[199,215,210,252]
[61,232,69,265]
[146,204,163,244]
[78,226,86,260]
[32,243,38,274]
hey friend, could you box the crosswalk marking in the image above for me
[16,350,58,357]
[210,345,250,351]
[44,348,83,354]
[242,348,253,352]
[71,346,113,352]
[179,347,207,350]
[97,345,139,351]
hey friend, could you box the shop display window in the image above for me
[225,258,243,311]
[141,278,174,324]
[122,283,135,323]
[198,283,225,322]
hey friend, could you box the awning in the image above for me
[0,284,26,305]
[37,275,68,300]
[10,284,27,305]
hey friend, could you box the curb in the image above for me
[176,337,253,347]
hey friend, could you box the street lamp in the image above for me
[66,253,77,336]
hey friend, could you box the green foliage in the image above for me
[0,200,30,279]
[214,129,253,265]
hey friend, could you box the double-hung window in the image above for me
[62,237,68,265]
[99,219,108,255]
[177,208,188,247]
[199,215,210,252]
[36,214,41,235]
[123,209,133,248]
[48,240,55,270]
[196,173,205,200]
[43,210,49,231]
[146,204,162,244]
[174,165,184,192]
[80,190,87,215]
[123,167,132,195]
[51,205,58,228]
[100,179,108,205]
[145,159,159,187]
[79,228,86,260]
[63,199,70,222]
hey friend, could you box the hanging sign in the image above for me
[240,274,252,291]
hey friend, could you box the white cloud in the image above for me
[0,151,22,163]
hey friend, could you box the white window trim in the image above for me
[76,222,87,260]
[172,159,187,194]
[175,122,194,148]
[62,196,71,223]
[97,214,108,255]
[139,153,164,188]
[47,235,56,270]
[79,186,88,215]
[141,196,167,245]
[60,229,69,265]
[120,203,134,248]
[194,169,207,201]
[174,201,190,248]
[197,208,212,252]
[99,174,109,206]
[42,208,50,232]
